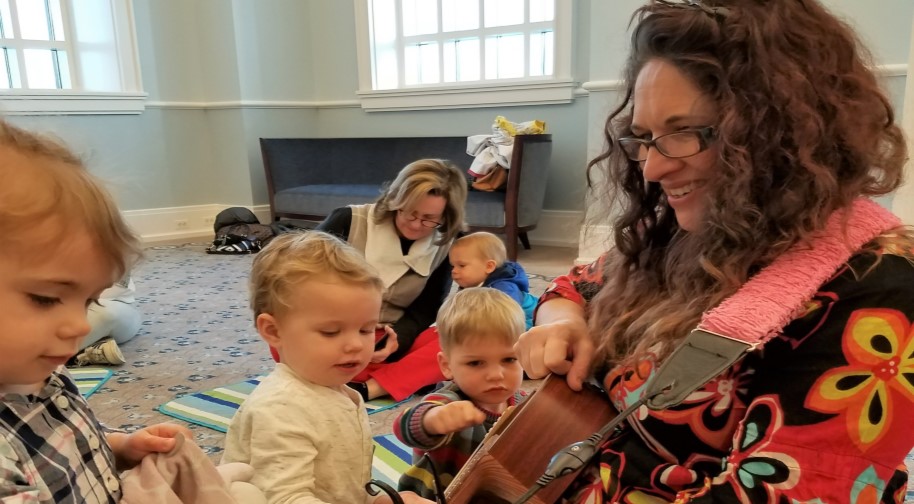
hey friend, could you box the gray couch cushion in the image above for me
[274,184,381,217]
[465,190,506,227]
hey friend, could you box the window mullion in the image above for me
[477,0,484,81]
[395,0,405,88]
[43,0,54,39]
[8,0,28,88]
[56,0,78,89]
[523,0,529,78]
[436,0,443,84]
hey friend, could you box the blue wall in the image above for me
[4,0,911,216]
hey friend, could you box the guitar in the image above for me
[444,374,616,504]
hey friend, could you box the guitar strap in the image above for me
[644,198,902,409]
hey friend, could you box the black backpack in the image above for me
[205,233,262,254]
[213,207,260,232]
[206,207,275,254]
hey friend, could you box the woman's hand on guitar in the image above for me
[423,401,487,436]
[516,298,593,391]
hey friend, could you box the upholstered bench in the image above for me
[259,135,552,259]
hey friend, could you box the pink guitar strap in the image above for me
[644,198,902,409]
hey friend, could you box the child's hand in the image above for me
[422,400,486,436]
[371,324,399,363]
[107,423,194,469]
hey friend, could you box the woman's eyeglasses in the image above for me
[399,210,444,229]
[617,126,716,162]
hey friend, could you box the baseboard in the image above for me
[526,210,583,249]
[576,224,613,265]
[124,204,587,250]
[123,204,271,243]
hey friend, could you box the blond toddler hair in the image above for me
[249,231,384,318]
[435,287,524,353]
[451,231,507,267]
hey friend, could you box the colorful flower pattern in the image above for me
[807,308,914,450]
[556,252,914,503]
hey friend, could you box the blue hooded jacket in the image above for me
[482,261,538,329]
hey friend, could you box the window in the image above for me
[355,0,573,111]
[0,0,144,115]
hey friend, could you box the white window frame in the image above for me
[0,0,145,116]
[354,0,574,111]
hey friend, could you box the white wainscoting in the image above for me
[123,204,272,243]
[124,204,585,249]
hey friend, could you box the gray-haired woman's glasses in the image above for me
[617,127,716,162]
[398,210,444,229]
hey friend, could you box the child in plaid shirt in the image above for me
[0,121,191,503]
[394,288,527,500]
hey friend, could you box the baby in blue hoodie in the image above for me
[448,232,537,328]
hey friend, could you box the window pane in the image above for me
[370,0,399,89]
[529,30,553,76]
[404,41,439,85]
[402,0,437,36]
[485,33,524,79]
[23,47,57,88]
[443,37,479,82]
[370,0,397,43]
[0,55,7,88]
[17,0,50,40]
[3,48,20,87]
[0,0,13,38]
[375,47,399,90]
[484,0,523,28]
[442,0,478,32]
[529,0,554,22]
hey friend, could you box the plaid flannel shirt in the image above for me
[1,370,121,503]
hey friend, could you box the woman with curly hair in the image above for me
[517,0,914,501]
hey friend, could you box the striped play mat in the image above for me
[67,367,114,398]
[156,377,411,433]
[372,434,413,488]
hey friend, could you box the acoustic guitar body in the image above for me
[445,374,616,504]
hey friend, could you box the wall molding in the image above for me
[878,63,908,77]
[144,100,360,110]
[579,63,908,93]
[125,203,584,249]
[139,63,907,111]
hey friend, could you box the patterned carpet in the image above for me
[86,241,556,461]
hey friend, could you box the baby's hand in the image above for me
[422,400,486,436]
[108,423,194,469]
[371,324,399,363]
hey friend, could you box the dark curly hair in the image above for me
[586,0,910,367]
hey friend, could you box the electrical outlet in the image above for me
[175,219,188,229]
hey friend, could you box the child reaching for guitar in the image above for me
[221,231,432,504]
[393,288,527,500]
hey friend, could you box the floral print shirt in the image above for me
[543,252,914,503]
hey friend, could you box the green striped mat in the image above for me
[156,377,410,433]
[372,433,413,487]
[67,367,114,398]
